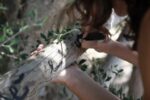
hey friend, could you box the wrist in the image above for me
[95,41,110,53]
[58,65,79,86]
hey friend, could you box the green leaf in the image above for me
[8,46,14,53]
[114,65,118,68]
[102,73,107,79]
[105,76,112,82]
[20,53,28,60]
[19,25,29,32]
[40,33,47,41]
[36,40,41,44]
[3,45,14,53]
[0,55,2,59]
[37,16,49,26]
[118,88,123,95]
[109,86,118,95]
[0,34,7,42]
[80,64,87,71]
[10,39,18,46]
[48,31,54,37]
[118,69,124,73]
[99,68,104,73]
[78,59,86,65]
[28,10,38,21]
[2,23,14,36]
[6,28,13,35]
[0,4,7,11]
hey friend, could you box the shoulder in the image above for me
[143,9,150,21]
[140,9,150,34]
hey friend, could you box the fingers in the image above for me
[36,44,44,51]
[81,40,98,49]
[30,50,39,56]
[30,44,45,56]
[82,32,88,38]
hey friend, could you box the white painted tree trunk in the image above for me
[0,29,82,100]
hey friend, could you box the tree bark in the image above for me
[0,29,82,99]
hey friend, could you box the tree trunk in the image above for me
[0,29,82,100]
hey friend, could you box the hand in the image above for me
[81,40,99,49]
[81,27,110,51]
[30,44,45,59]
[81,38,111,53]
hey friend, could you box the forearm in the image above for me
[63,66,119,100]
[96,40,138,66]
[138,9,150,100]
[139,33,150,100]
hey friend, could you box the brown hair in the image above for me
[67,0,112,33]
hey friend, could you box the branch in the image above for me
[0,29,82,99]
[0,23,44,47]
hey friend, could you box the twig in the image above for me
[0,24,43,47]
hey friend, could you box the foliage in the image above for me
[39,22,81,45]
[79,58,141,100]
[0,3,7,11]
[0,16,80,74]
[0,1,51,74]
[0,1,140,99]
[0,23,24,74]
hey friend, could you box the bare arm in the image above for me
[138,9,150,100]
[54,65,119,100]
[82,39,138,66]
[104,40,138,66]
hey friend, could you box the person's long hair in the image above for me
[66,0,112,33]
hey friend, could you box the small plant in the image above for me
[39,23,81,45]
[83,58,141,100]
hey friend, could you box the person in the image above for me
[126,0,150,99]
[52,0,137,100]
[34,0,150,99]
